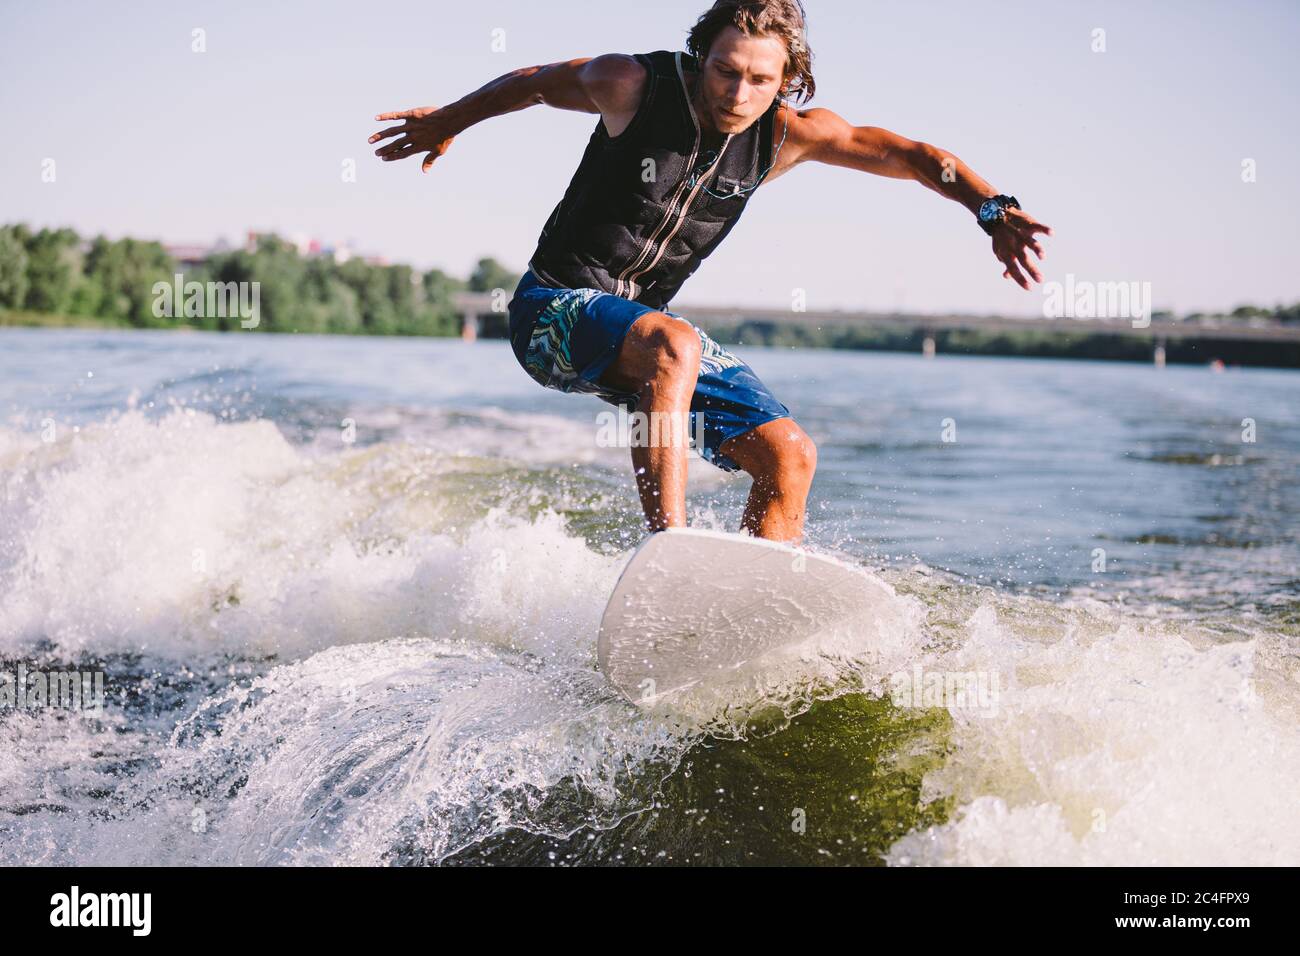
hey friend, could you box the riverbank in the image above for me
[10,307,1300,369]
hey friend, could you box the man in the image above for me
[370,0,1051,544]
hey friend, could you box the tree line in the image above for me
[0,224,519,336]
[2,222,1296,343]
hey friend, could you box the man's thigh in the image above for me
[687,330,792,473]
[512,278,792,472]
[597,312,793,472]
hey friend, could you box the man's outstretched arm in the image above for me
[780,108,1053,290]
[368,55,644,173]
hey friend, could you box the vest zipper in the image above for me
[614,133,701,298]
[624,134,733,297]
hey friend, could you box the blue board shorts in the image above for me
[507,270,791,473]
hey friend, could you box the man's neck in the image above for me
[685,70,726,143]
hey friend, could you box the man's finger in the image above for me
[1029,240,1045,260]
[1011,208,1046,227]
[1008,209,1053,239]
[381,143,422,162]
[1015,248,1043,284]
[375,137,413,157]
[1002,257,1030,290]
[375,109,417,121]
[367,124,408,145]
[378,142,419,162]
[422,151,440,173]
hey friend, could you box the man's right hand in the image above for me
[369,106,459,173]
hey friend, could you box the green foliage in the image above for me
[700,320,1300,366]
[1273,303,1300,325]
[1,223,1294,356]
[467,256,519,294]
[0,223,498,338]
[21,227,83,314]
[0,227,29,309]
[82,235,175,327]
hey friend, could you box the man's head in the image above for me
[686,0,815,135]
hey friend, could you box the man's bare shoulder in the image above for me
[580,53,649,119]
[764,103,844,181]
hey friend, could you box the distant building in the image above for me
[244,230,383,265]
[163,244,213,269]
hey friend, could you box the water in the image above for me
[1,327,1297,865]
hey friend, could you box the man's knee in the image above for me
[638,313,701,377]
[726,419,818,486]
[776,425,817,483]
[605,312,702,392]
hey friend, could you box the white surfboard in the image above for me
[597,527,896,705]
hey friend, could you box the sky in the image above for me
[2,0,1298,316]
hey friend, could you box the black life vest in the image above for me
[527,49,780,310]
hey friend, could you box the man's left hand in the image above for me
[992,208,1053,290]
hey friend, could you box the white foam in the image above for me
[4,409,1297,866]
[306,402,737,491]
[885,599,1300,866]
[0,409,627,660]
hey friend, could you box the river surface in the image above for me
[1,327,1296,865]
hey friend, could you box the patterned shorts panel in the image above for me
[507,271,791,472]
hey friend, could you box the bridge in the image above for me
[452,291,1300,365]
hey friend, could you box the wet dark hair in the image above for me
[686,0,815,105]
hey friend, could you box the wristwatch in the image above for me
[977,194,1020,236]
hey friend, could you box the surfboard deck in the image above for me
[597,527,895,705]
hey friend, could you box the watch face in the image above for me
[978,198,1002,223]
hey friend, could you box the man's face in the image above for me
[697,26,788,134]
